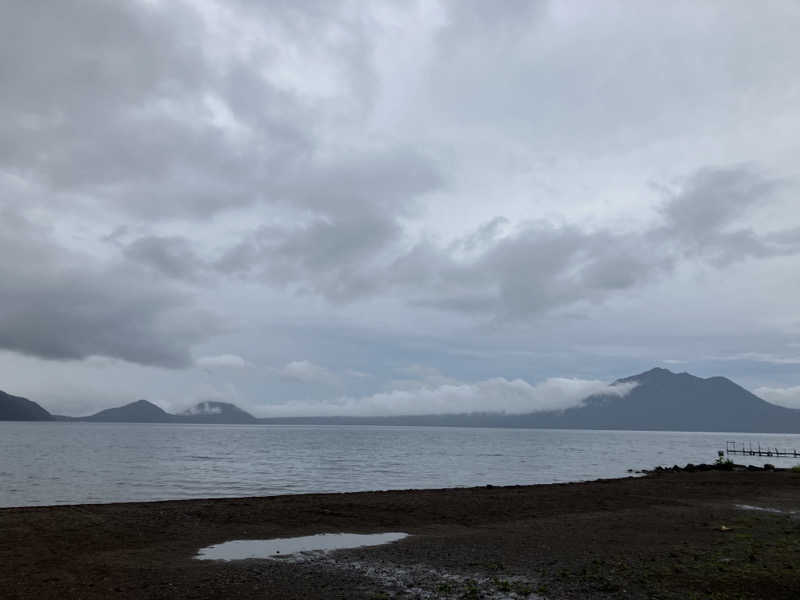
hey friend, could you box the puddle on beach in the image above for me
[196,532,544,598]
[196,532,408,561]
[735,504,798,515]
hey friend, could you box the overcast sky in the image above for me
[2,0,800,416]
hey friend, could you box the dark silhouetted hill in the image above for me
[84,399,174,423]
[0,390,52,421]
[515,367,800,432]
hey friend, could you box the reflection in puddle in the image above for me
[196,532,408,561]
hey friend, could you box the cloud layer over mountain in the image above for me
[257,377,636,418]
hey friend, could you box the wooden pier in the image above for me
[725,440,800,459]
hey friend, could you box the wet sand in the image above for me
[2,470,800,599]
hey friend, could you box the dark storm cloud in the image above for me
[0,206,216,367]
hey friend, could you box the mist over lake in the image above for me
[3,422,799,508]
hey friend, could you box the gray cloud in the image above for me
[656,165,790,265]
[278,360,338,385]
[660,166,776,234]
[218,212,398,301]
[380,165,795,319]
[427,1,800,160]
[387,224,659,318]
[123,235,206,281]
[6,1,792,322]
[121,144,443,299]
[196,354,252,369]
[0,206,216,367]
[2,0,800,413]
[0,0,365,220]
[122,163,796,321]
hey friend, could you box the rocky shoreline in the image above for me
[3,470,800,599]
[646,460,791,473]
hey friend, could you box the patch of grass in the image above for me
[435,581,454,594]
[513,582,534,595]
[459,579,480,599]
[435,581,455,594]
[530,512,800,599]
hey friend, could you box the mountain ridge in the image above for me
[2,368,800,432]
[256,367,800,432]
[82,399,259,424]
[84,399,175,423]
[0,390,52,421]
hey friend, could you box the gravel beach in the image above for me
[3,470,799,599]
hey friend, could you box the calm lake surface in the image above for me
[2,422,800,508]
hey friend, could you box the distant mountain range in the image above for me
[3,367,800,432]
[0,394,258,425]
[67,399,259,424]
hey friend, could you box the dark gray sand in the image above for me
[2,470,800,599]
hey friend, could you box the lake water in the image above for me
[2,422,800,508]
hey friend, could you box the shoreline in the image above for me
[4,470,800,599]
[0,461,788,512]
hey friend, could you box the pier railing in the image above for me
[725,440,800,459]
